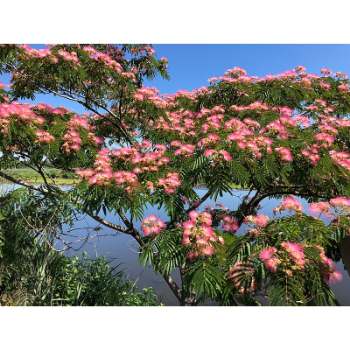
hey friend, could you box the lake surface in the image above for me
[2,184,350,305]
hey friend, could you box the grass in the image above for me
[0,167,78,185]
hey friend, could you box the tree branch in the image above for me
[87,213,131,234]
[42,88,133,144]
[186,190,212,213]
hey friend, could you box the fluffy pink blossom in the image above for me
[259,247,280,272]
[338,83,349,93]
[320,68,331,76]
[314,132,335,147]
[222,215,239,233]
[244,214,269,228]
[182,210,223,259]
[301,144,321,166]
[281,241,305,268]
[309,201,332,217]
[141,215,166,236]
[274,196,303,213]
[35,130,55,144]
[259,247,277,261]
[275,147,293,162]
[329,150,350,172]
[330,196,350,209]
[158,172,181,194]
[329,271,343,284]
[319,81,331,90]
[317,247,343,284]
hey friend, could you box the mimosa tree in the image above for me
[0,45,349,305]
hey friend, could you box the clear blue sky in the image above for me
[151,45,350,93]
[2,45,350,110]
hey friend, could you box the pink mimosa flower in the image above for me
[309,201,332,217]
[259,247,277,261]
[264,258,280,272]
[35,130,55,144]
[329,271,343,284]
[281,241,305,268]
[330,196,350,208]
[245,214,269,228]
[141,215,166,236]
[274,196,303,213]
[222,215,239,233]
[275,147,293,162]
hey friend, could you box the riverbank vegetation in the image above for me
[0,167,78,185]
[0,190,159,306]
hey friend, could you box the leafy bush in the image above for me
[0,191,159,306]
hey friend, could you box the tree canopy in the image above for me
[0,44,349,305]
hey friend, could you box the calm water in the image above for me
[2,184,350,305]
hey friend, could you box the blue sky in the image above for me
[2,45,350,111]
[151,45,350,93]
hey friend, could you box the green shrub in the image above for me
[0,190,159,306]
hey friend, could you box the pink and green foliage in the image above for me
[0,45,350,305]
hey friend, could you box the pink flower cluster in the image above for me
[75,140,181,194]
[338,83,349,93]
[226,124,273,159]
[314,132,335,148]
[141,215,166,236]
[274,196,303,213]
[130,45,155,57]
[182,210,224,260]
[244,214,269,228]
[76,149,139,191]
[20,45,132,77]
[281,241,305,269]
[203,149,232,161]
[82,46,124,74]
[134,87,167,108]
[208,65,333,87]
[157,172,181,194]
[171,140,195,157]
[221,215,239,233]
[224,66,247,77]
[301,144,321,165]
[35,130,55,144]
[260,242,307,272]
[259,247,280,272]
[329,150,350,172]
[20,45,58,63]
[308,197,350,217]
[21,45,51,58]
[34,104,70,115]
[112,142,170,174]
[329,196,350,210]
[0,102,44,134]
[317,246,342,284]
[62,115,92,153]
[309,201,332,217]
[230,101,270,112]
[275,147,293,162]
[57,49,80,64]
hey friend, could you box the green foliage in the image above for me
[186,259,225,300]
[0,190,159,306]
[140,229,185,276]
